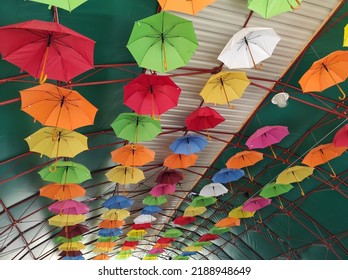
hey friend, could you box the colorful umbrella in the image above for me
[190,196,217,207]
[242,196,272,222]
[199,182,228,197]
[173,215,196,226]
[184,206,207,217]
[247,0,302,19]
[148,248,165,255]
[169,135,208,155]
[62,255,85,260]
[141,205,163,215]
[226,150,263,181]
[260,182,294,209]
[98,219,125,229]
[0,19,94,83]
[29,0,88,12]
[111,144,155,167]
[48,214,86,227]
[198,234,219,242]
[98,228,123,237]
[157,237,176,244]
[57,224,89,238]
[97,236,118,242]
[155,169,184,184]
[93,241,117,249]
[48,200,89,215]
[111,112,162,144]
[163,228,183,238]
[55,235,83,243]
[218,27,281,69]
[143,254,159,260]
[59,241,85,251]
[157,0,217,15]
[199,71,250,108]
[276,165,314,196]
[299,50,348,100]
[301,143,346,177]
[102,195,134,209]
[228,206,255,219]
[163,153,198,169]
[100,209,130,220]
[127,229,147,237]
[333,124,348,147]
[124,74,181,118]
[143,195,167,206]
[174,255,190,260]
[215,217,240,228]
[183,245,203,252]
[59,250,83,257]
[212,168,245,183]
[153,243,171,249]
[344,24,348,47]
[92,254,110,260]
[39,183,86,200]
[245,125,289,158]
[126,11,198,73]
[131,223,152,230]
[134,214,156,224]
[149,183,176,197]
[38,161,91,184]
[20,83,98,130]
[105,166,145,185]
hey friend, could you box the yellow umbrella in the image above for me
[199,71,250,108]
[48,214,86,227]
[276,165,314,196]
[58,241,85,251]
[127,229,147,238]
[143,255,158,260]
[93,247,113,254]
[228,206,255,218]
[183,245,203,252]
[344,24,348,47]
[101,209,130,220]
[183,206,207,217]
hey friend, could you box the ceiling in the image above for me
[1,0,348,260]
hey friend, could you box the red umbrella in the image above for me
[123,241,139,247]
[0,19,95,83]
[124,74,181,118]
[155,169,184,185]
[131,223,152,230]
[59,250,83,257]
[156,237,176,244]
[185,106,225,133]
[57,224,89,238]
[173,215,196,226]
[149,183,176,197]
[198,233,219,242]
[333,124,348,147]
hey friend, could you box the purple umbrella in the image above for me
[149,248,165,254]
[48,199,89,215]
[242,196,272,222]
[149,183,176,197]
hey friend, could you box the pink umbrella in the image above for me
[149,183,176,197]
[242,196,272,222]
[48,199,89,215]
[245,125,289,158]
[149,248,165,254]
[333,124,348,147]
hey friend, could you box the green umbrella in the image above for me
[125,236,142,242]
[38,161,92,184]
[163,228,182,238]
[97,236,118,242]
[126,11,198,73]
[193,241,212,247]
[174,255,189,260]
[260,182,294,209]
[247,0,302,19]
[111,112,162,143]
[28,0,88,12]
[54,235,83,243]
[190,196,217,207]
[143,195,167,206]
[209,226,229,235]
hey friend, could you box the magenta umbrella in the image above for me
[333,124,348,147]
[149,183,176,197]
[242,196,272,222]
[48,199,89,215]
[245,125,289,158]
[149,248,165,254]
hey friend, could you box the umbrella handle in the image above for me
[49,161,58,172]
[257,212,263,224]
[336,84,346,100]
[290,0,301,10]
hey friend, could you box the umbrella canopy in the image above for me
[29,0,88,12]
[174,255,190,260]
[157,237,176,244]
[184,206,207,217]
[228,206,255,219]
[163,228,183,238]
[131,223,152,230]
[98,228,123,237]
[105,166,145,185]
[111,112,162,144]
[199,182,228,197]
[100,209,130,220]
[25,126,88,159]
[190,196,217,207]
[215,217,240,228]
[173,215,196,226]
[247,0,302,19]
[127,229,147,237]
[126,11,198,73]
[102,195,134,209]
[93,241,117,249]
[59,241,85,251]
[212,168,244,183]
[299,50,348,100]
[155,169,184,184]
[148,248,164,255]
[157,0,217,15]
[59,250,83,257]
[57,224,89,238]
[39,183,86,200]
[134,214,156,224]
[92,254,110,260]
[54,235,83,243]
[38,161,91,184]
[209,226,230,235]
[183,245,203,252]
[111,144,155,167]
[260,182,294,208]
[143,195,167,206]
[185,106,225,132]
[242,197,272,212]
[218,27,281,69]
[48,200,89,215]
[98,219,125,229]
[333,124,348,147]
[141,205,163,215]
[124,74,181,118]
[0,19,94,82]
[20,83,98,130]
[169,134,208,155]
[199,72,250,108]
[149,183,176,197]
[163,153,198,169]
[62,255,84,260]
[48,214,86,227]
[198,234,219,242]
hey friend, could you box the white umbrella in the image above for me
[199,182,228,197]
[218,27,281,69]
[133,214,156,224]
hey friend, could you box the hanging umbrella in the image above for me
[199,182,228,197]
[276,165,314,196]
[155,169,184,184]
[98,228,123,237]
[57,224,89,238]
[123,241,139,247]
[199,71,250,108]
[149,183,176,197]
[127,229,147,238]
[0,19,94,83]
[260,182,294,209]
[124,74,181,118]
[157,0,217,15]
[183,206,207,217]
[143,195,167,206]
[344,24,348,47]
[100,209,130,220]
[301,143,346,177]
[28,0,88,12]
[62,255,85,260]
[92,254,110,260]
[102,195,134,209]
[111,112,162,144]
[48,214,86,227]
[105,166,145,185]
[190,196,217,207]
[242,196,272,222]
[157,237,175,244]
[134,214,156,224]
[59,241,85,251]
[163,153,198,169]
[198,234,219,242]
[299,50,348,100]
[183,245,203,252]
[93,241,117,249]
[169,134,208,155]
[38,161,91,184]
[228,206,255,219]
[25,126,88,159]
[247,0,302,19]
[149,248,165,255]
[111,144,155,167]
[181,251,197,256]
[55,235,83,243]
[126,11,198,73]
[59,250,83,257]
[215,217,240,228]
[245,125,289,158]
[20,83,98,130]
[163,228,183,238]
[48,199,89,215]
[212,168,245,183]
[209,226,229,235]
[143,254,159,260]
[333,124,348,147]
[226,150,263,181]
[131,223,152,230]
[98,219,125,229]
[193,241,212,247]
[174,255,190,260]
[141,205,163,215]
[153,242,171,249]
[39,183,86,200]
[97,236,118,243]
[173,215,196,226]
[218,27,281,69]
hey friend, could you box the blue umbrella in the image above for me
[182,251,197,256]
[212,168,245,183]
[62,255,85,260]
[102,195,134,209]
[169,134,208,155]
[141,205,163,214]
[98,228,123,237]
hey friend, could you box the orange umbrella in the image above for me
[299,50,348,100]
[215,217,240,228]
[98,219,125,229]
[122,245,137,250]
[39,183,86,200]
[20,83,98,130]
[226,150,263,181]
[157,0,217,15]
[92,254,110,260]
[301,143,346,177]
[163,153,198,169]
[93,241,117,249]
[153,243,171,249]
[111,144,155,167]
